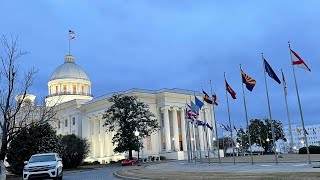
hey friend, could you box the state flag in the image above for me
[202,90,213,104]
[225,80,236,99]
[281,71,287,95]
[195,96,204,109]
[241,70,256,92]
[69,30,75,34]
[290,49,311,72]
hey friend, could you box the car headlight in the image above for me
[23,167,30,172]
[49,165,57,169]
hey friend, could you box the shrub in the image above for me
[6,123,59,175]
[299,146,320,154]
[58,134,90,169]
[92,161,100,165]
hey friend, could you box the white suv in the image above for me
[23,153,63,180]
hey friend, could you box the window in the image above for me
[63,85,67,93]
[56,86,58,94]
[73,85,76,94]
[58,121,61,129]
[65,119,68,127]
[72,117,75,125]
[72,130,75,134]
[81,85,84,93]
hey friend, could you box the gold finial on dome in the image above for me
[64,55,75,63]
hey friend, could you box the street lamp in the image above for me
[266,138,270,153]
[134,130,140,166]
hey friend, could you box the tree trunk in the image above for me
[129,148,132,160]
[0,130,8,161]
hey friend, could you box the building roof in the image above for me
[50,55,90,81]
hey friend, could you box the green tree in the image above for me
[57,134,90,169]
[102,95,159,159]
[237,118,285,153]
[6,123,59,175]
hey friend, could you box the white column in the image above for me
[161,107,171,151]
[172,107,180,151]
[99,114,104,158]
[180,108,187,151]
[198,110,205,151]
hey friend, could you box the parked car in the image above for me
[121,157,138,166]
[23,153,63,180]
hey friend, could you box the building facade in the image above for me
[45,54,217,163]
[284,124,320,150]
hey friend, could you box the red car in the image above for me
[121,158,138,166]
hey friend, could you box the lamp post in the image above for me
[134,130,140,166]
[266,138,270,153]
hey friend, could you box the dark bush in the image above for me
[160,156,166,160]
[58,134,90,169]
[6,123,59,175]
[299,146,320,154]
[92,161,100,165]
[110,160,118,164]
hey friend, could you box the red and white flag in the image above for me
[69,36,76,40]
[69,30,75,34]
[290,49,311,72]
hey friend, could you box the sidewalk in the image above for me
[116,155,320,180]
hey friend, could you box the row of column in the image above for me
[161,106,214,152]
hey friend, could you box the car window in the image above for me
[29,155,56,163]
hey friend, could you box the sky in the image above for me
[1,0,320,129]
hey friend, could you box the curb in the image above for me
[113,171,149,180]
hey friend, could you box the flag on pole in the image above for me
[241,70,256,91]
[290,49,311,72]
[186,104,198,120]
[195,96,204,109]
[233,125,238,133]
[206,123,213,131]
[264,59,281,84]
[220,124,228,131]
[69,36,76,40]
[225,80,236,99]
[239,126,245,134]
[69,30,75,34]
[196,120,206,126]
[281,71,287,95]
[303,128,309,135]
[202,90,212,104]
[296,128,301,134]
[190,100,200,113]
[212,92,219,106]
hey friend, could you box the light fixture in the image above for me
[266,138,270,142]
[191,138,194,141]
[212,137,216,141]
[134,130,139,137]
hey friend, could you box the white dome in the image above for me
[50,55,90,81]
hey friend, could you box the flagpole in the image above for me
[261,53,278,164]
[185,101,191,163]
[224,73,236,165]
[288,42,311,164]
[194,92,202,163]
[239,65,254,165]
[210,80,221,164]
[281,69,294,152]
[190,96,197,163]
[68,34,71,55]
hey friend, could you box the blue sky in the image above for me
[1,0,320,129]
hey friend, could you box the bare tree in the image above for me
[0,35,53,161]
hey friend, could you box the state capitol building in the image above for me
[43,54,216,163]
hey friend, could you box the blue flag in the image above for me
[264,59,281,84]
[190,101,199,112]
[195,96,204,109]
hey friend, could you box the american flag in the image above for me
[69,36,76,40]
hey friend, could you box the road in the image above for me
[63,165,129,180]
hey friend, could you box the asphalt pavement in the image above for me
[63,165,128,180]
